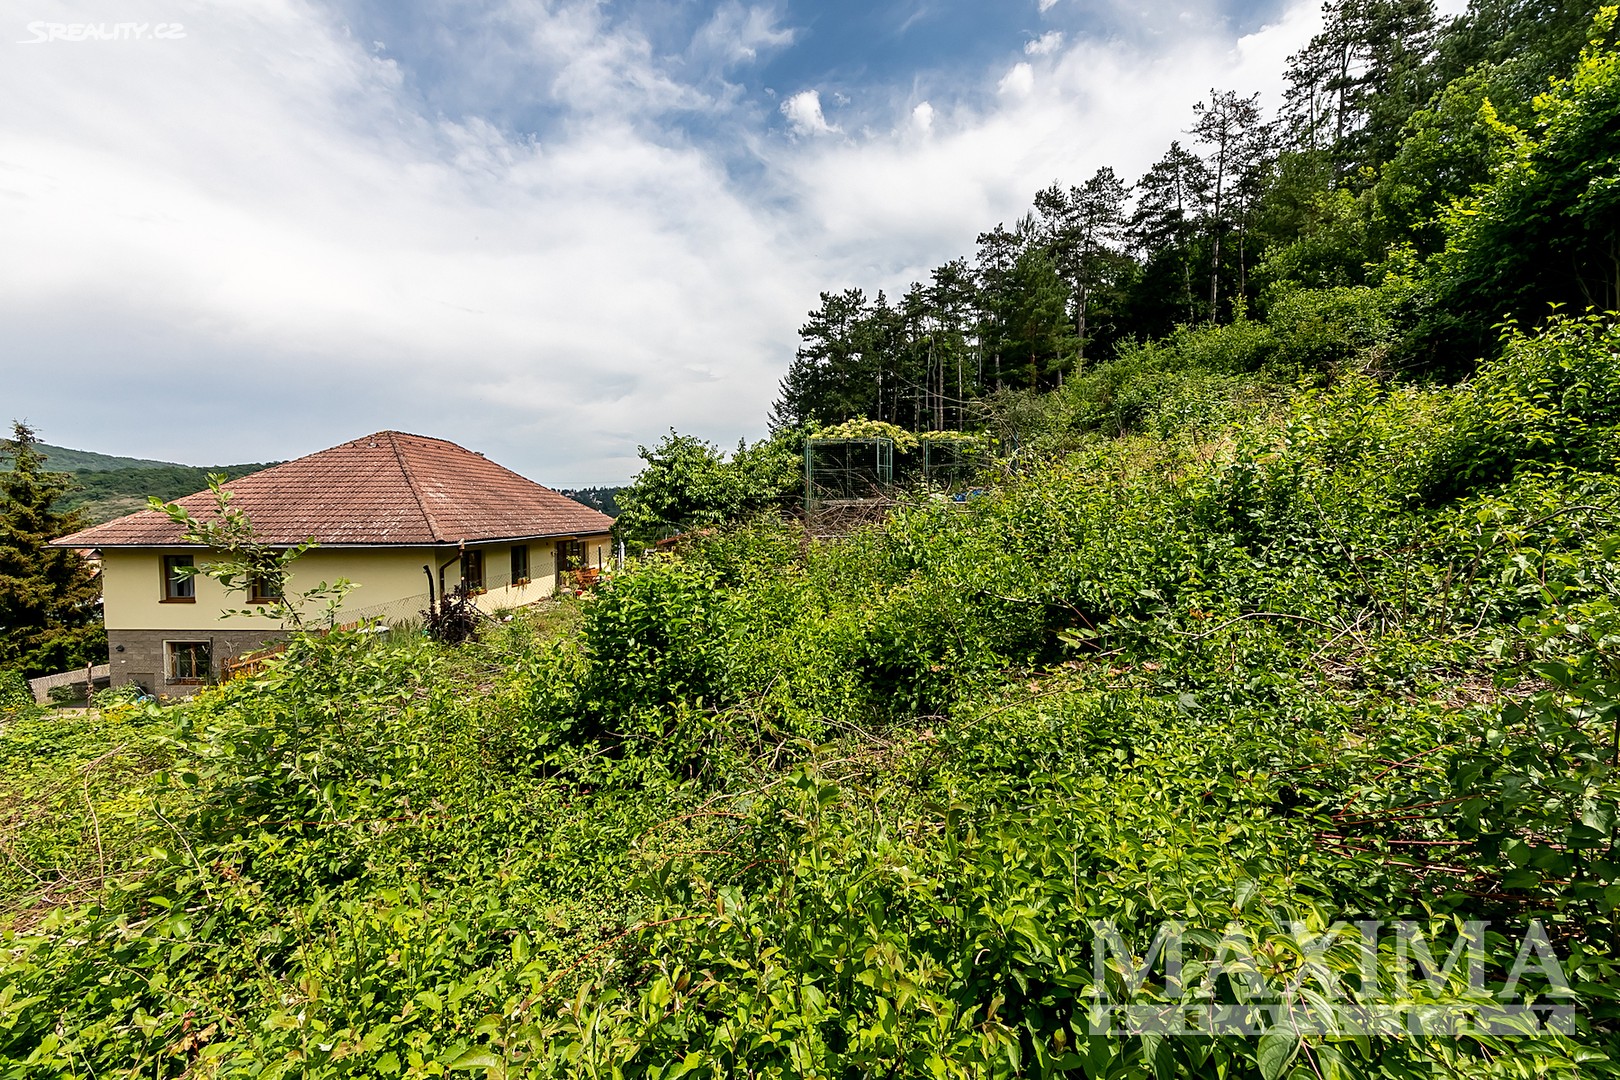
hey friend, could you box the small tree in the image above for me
[0,422,105,678]
[151,477,353,630]
[614,431,800,551]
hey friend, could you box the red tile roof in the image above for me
[52,431,615,548]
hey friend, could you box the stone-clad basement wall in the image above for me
[107,629,282,698]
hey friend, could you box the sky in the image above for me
[0,0,1458,485]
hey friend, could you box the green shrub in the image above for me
[12,312,1620,1075]
[1267,283,1404,375]
[91,683,148,710]
[1165,314,1279,373]
[46,684,81,706]
[1447,312,1620,491]
[578,555,733,719]
[0,669,31,713]
[614,430,801,550]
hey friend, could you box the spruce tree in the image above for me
[0,422,106,678]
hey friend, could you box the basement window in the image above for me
[166,641,210,684]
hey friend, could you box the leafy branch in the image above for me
[149,476,354,630]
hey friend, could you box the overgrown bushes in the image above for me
[6,313,1620,1075]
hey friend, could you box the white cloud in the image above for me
[1025,31,1065,56]
[0,0,1339,482]
[0,0,813,481]
[1038,0,1061,11]
[765,1,1325,292]
[780,89,838,136]
[997,62,1035,97]
[690,2,795,66]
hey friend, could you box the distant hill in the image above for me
[560,486,623,517]
[40,444,281,526]
[39,444,194,473]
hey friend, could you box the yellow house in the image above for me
[52,431,614,695]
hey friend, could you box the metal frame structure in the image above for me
[804,437,896,511]
[917,439,987,491]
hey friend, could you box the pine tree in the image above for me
[925,259,980,428]
[1131,141,1213,325]
[0,422,106,679]
[998,248,1077,390]
[770,289,871,430]
[1035,167,1132,362]
[974,224,1026,392]
[1192,90,1266,321]
[1282,0,1440,179]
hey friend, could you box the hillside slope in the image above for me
[37,444,193,472]
[6,315,1620,1076]
[39,443,280,525]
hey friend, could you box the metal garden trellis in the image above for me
[803,437,896,512]
[916,438,987,491]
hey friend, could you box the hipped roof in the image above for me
[52,431,615,548]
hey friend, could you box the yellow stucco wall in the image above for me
[102,547,438,631]
[101,533,615,631]
[469,534,612,612]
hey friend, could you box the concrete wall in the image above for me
[107,628,282,696]
[29,664,111,705]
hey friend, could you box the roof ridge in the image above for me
[475,451,570,496]
[372,429,458,446]
[385,431,445,542]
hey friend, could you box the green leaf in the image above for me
[446,1046,503,1070]
[1258,1027,1301,1080]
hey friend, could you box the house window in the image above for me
[162,555,195,601]
[166,641,210,683]
[510,544,530,584]
[556,539,586,572]
[249,574,283,604]
[461,549,485,592]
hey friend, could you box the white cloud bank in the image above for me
[0,0,1328,482]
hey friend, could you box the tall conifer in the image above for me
[0,422,105,678]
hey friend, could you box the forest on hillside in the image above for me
[36,444,278,526]
[767,0,1616,433]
